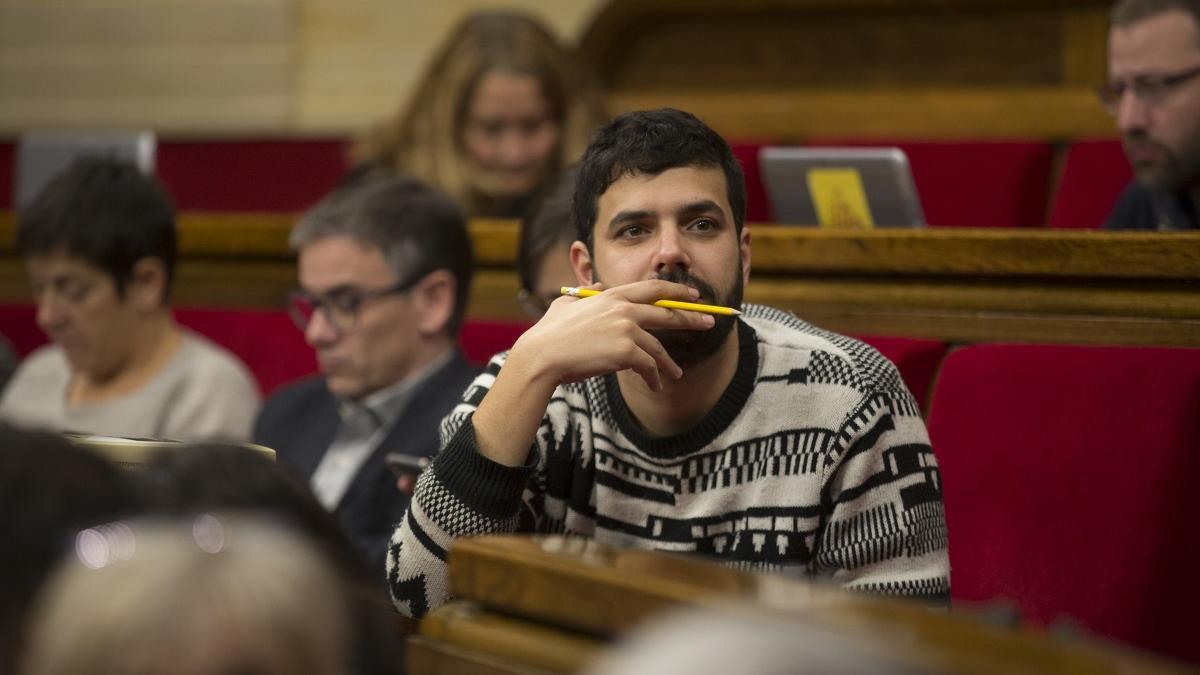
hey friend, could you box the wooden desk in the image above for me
[409,535,1197,674]
[1,213,1196,347]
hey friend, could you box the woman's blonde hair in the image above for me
[354,11,605,217]
[22,517,354,675]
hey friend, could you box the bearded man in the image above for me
[387,109,950,618]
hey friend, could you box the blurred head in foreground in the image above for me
[22,517,354,675]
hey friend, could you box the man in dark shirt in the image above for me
[1102,0,1200,230]
[254,175,478,574]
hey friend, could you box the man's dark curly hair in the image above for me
[571,108,746,251]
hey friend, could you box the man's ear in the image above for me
[413,270,456,336]
[128,257,168,313]
[569,240,593,285]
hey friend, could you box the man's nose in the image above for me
[1116,89,1151,135]
[652,226,690,275]
[304,308,339,347]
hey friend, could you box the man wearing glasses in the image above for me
[254,175,477,574]
[1102,0,1200,230]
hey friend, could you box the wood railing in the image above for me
[1,212,1197,347]
[408,535,1195,674]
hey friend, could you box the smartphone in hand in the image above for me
[385,452,430,478]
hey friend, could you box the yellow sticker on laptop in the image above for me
[806,168,874,229]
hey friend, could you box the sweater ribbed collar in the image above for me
[604,319,758,458]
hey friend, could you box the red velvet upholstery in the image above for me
[0,141,14,209]
[0,304,43,358]
[854,335,947,410]
[927,343,1200,662]
[1047,139,1131,229]
[173,307,316,395]
[730,141,774,224]
[4,137,1058,228]
[155,139,349,212]
[805,139,1056,228]
[0,139,348,213]
[459,319,531,365]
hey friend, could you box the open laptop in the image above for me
[759,147,925,228]
[14,131,156,212]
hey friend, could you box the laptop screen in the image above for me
[14,131,156,212]
[759,146,925,227]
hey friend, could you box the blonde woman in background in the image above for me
[354,11,605,218]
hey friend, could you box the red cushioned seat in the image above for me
[460,319,531,366]
[0,139,350,213]
[926,343,1200,662]
[854,335,947,410]
[805,139,1056,228]
[1047,139,1132,229]
[730,141,775,224]
[0,141,14,209]
[156,139,349,212]
[0,304,43,359]
[175,307,317,396]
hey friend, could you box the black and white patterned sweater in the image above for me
[386,304,950,618]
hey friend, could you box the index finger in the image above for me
[605,279,700,306]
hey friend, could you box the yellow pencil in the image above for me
[560,287,742,316]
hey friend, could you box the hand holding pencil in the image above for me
[560,286,741,316]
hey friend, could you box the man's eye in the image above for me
[690,218,718,231]
[1138,78,1169,95]
[618,225,646,238]
[326,293,362,315]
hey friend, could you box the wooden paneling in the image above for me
[289,0,598,132]
[746,228,1200,277]
[0,0,599,135]
[2,213,1196,347]
[606,87,1115,140]
[0,0,1119,138]
[0,0,1121,138]
[584,0,1115,139]
[594,11,1065,89]
[0,0,293,133]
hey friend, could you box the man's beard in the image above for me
[1124,130,1200,192]
[647,267,743,369]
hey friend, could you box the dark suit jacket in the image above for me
[1104,181,1199,230]
[253,350,478,577]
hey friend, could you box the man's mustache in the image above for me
[654,268,717,302]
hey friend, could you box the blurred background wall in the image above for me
[0,0,606,135]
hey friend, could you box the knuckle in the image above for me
[622,343,641,361]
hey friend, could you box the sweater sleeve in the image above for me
[385,355,542,618]
[813,388,950,604]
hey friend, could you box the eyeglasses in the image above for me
[1096,64,1200,114]
[287,271,427,334]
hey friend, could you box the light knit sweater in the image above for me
[387,305,949,618]
[0,330,260,441]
